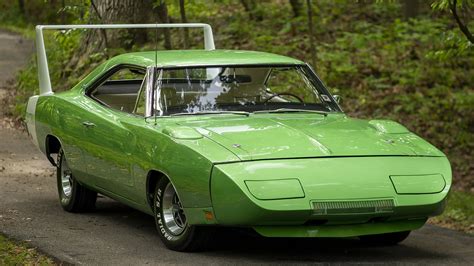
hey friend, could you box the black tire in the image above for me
[154,177,213,251]
[57,148,97,212]
[359,231,411,246]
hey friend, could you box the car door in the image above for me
[80,66,145,201]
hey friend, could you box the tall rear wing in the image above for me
[35,23,215,95]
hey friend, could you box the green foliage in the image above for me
[1,0,88,25]
[431,0,473,11]
[431,190,474,234]
[430,0,474,59]
[5,0,91,117]
[14,29,83,117]
[0,0,26,27]
[0,234,55,265]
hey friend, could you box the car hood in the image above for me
[173,114,445,161]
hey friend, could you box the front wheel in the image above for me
[154,177,213,251]
[359,231,411,245]
[57,148,97,212]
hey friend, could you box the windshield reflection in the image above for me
[152,65,340,116]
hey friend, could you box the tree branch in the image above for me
[450,0,474,44]
[90,0,108,51]
[306,0,316,68]
[179,0,189,48]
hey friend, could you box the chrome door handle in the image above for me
[82,121,96,128]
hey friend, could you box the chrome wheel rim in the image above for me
[162,182,187,236]
[60,158,73,199]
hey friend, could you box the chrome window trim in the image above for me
[145,67,155,117]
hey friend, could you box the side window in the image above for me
[89,67,145,113]
[134,80,147,116]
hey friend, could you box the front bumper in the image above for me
[209,156,451,237]
[253,219,427,238]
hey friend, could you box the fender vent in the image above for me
[312,199,395,215]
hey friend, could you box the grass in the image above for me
[0,23,35,39]
[0,234,55,266]
[430,190,474,235]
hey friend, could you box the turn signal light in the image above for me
[204,211,214,221]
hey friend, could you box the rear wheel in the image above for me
[57,148,97,212]
[359,231,411,245]
[154,177,212,251]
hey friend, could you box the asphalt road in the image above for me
[0,30,473,265]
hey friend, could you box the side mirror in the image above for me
[333,95,342,104]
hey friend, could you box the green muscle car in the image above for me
[26,24,451,251]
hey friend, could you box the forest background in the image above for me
[0,0,472,233]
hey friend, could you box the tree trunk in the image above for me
[67,0,153,74]
[94,0,153,48]
[239,0,263,21]
[306,0,316,68]
[155,0,172,50]
[60,0,66,24]
[402,0,419,19]
[290,0,303,17]
[79,0,154,55]
[179,0,190,49]
[18,0,26,20]
[240,0,254,20]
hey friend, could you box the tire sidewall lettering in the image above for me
[155,184,179,242]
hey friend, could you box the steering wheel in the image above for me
[262,92,304,104]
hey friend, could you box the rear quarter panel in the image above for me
[34,91,91,178]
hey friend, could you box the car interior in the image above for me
[88,67,145,113]
[88,66,273,115]
[88,66,323,116]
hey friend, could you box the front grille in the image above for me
[312,199,395,215]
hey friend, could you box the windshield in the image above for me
[151,65,341,116]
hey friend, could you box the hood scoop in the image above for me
[369,120,409,134]
[162,126,203,140]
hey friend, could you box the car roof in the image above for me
[108,49,304,68]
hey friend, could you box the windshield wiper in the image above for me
[253,108,328,116]
[170,111,250,117]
